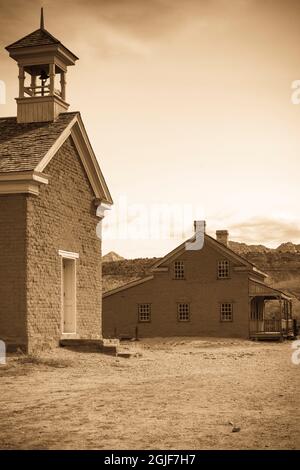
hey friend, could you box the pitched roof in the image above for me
[5,28,79,61]
[103,276,155,298]
[0,112,113,204]
[150,232,262,270]
[249,278,292,300]
[0,112,78,173]
[6,28,60,49]
[103,232,269,298]
[149,232,268,281]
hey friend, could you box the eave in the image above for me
[35,113,113,205]
[0,113,113,205]
[103,276,154,298]
[0,170,48,196]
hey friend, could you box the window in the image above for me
[220,303,233,322]
[174,260,185,279]
[218,260,230,279]
[138,304,151,322]
[177,303,190,321]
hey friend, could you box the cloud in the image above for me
[230,217,300,246]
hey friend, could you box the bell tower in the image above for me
[6,9,78,123]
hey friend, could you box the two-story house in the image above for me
[103,223,293,340]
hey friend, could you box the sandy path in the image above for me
[0,338,299,449]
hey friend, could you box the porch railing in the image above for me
[250,318,294,334]
[263,319,281,332]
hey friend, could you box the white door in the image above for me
[62,258,76,333]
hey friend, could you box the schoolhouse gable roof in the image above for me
[0,112,113,204]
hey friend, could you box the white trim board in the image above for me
[36,113,113,204]
[58,250,79,259]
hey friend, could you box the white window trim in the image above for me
[58,250,79,259]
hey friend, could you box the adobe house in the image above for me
[0,11,113,353]
[103,223,294,340]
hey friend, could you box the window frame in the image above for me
[220,302,233,322]
[138,303,151,323]
[174,260,185,280]
[217,259,230,279]
[177,302,190,322]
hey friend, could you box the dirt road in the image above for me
[0,338,299,449]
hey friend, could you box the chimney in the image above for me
[216,230,229,247]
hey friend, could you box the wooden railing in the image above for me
[282,319,294,333]
[24,86,62,98]
[250,318,294,334]
[263,319,281,332]
[24,85,50,96]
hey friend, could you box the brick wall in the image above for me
[103,241,251,339]
[26,136,102,353]
[0,195,27,348]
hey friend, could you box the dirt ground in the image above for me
[0,338,299,450]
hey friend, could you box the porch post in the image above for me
[279,295,283,339]
[248,298,252,338]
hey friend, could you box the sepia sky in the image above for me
[1,0,300,257]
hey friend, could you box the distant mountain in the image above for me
[102,251,125,263]
[228,241,270,255]
[102,257,159,275]
[229,241,300,255]
[276,242,300,253]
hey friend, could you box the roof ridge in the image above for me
[150,231,267,277]
[205,233,257,268]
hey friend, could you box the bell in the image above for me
[39,69,49,81]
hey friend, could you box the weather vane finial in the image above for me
[40,7,45,29]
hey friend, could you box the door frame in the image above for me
[59,250,79,336]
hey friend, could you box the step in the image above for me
[117,351,142,359]
[59,338,119,356]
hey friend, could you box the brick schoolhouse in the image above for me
[0,12,112,353]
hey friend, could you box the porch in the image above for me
[249,280,294,341]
